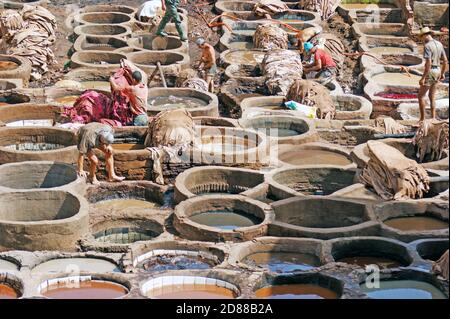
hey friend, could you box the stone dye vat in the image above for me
[174,166,265,204]
[60,68,113,92]
[0,191,89,251]
[229,237,323,273]
[0,257,20,271]
[193,116,239,128]
[141,275,240,299]
[0,127,78,164]
[375,201,449,242]
[412,238,449,263]
[329,237,414,269]
[132,241,225,272]
[38,276,129,299]
[134,10,189,36]
[269,166,358,197]
[225,64,264,83]
[220,49,266,67]
[70,51,127,71]
[127,34,188,54]
[276,143,354,168]
[73,36,129,53]
[74,12,133,27]
[174,195,274,242]
[0,91,31,107]
[31,257,121,274]
[73,24,133,39]
[270,197,379,239]
[360,54,423,71]
[147,88,219,117]
[337,0,402,24]
[332,94,373,120]
[352,22,409,39]
[0,104,61,127]
[127,51,190,80]
[254,273,343,299]
[215,1,256,15]
[0,273,22,299]
[0,54,31,86]
[358,35,418,56]
[0,161,84,192]
[239,116,319,145]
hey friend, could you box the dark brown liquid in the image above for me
[0,284,19,299]
[255,284,338,299]
[279,149,352,166]
[147,284,237,299]
[0,61,19,71]
[41,280,128,299]
[384,216,448,231]
[337,256,402,269]
[113,143,146,151]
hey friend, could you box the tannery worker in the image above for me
[77,122,125,185]
[302,42,337,85]
[418,27,448,122]
[110,59,149,127]
[196,37,216,93]
[156,0,188,41]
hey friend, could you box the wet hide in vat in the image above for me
[298,0,341,20]
[175,69,208,92]
[374,116,408,135]
[413,119,449,163]
[432,250,449,281]
[360,141,430,200]
[253,24,289,50]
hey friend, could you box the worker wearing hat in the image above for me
[196,37,217,93]
[418,27,448,122]
[77,122,125,185]
[156,0,188,42]
[303,42,337,85]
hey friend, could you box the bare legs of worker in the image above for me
[418,84,437,122]
[429,83,437,120]
[86,147,125,185]
[87,150,100,185]
[206,74,214,93]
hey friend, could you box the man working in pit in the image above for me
[196,37,216,93]
[302,42,337,85]
[77,122,125,185]
[156,0,188,42]
[418,27,448,122]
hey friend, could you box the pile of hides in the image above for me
[136,0,164,27]
[262,50,303,96]
[253,0,289,17]
[413,119,449,163]
[61,90,133,127]
[298,0,341,20]
[432,250,449,281]
[360,141,430,200]
[253,23,289,50]
[374,116,408,134]
[286,79,335,119]
[144,108,196,184]
[175,68,208,92]
[309,32,345,68]
[0,5,57,80]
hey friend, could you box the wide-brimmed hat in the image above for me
[419,27,433,36]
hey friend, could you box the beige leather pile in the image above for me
[432,250,449,281]
[253,23,289,50]
[298,0,341,20]
[374,116,408,134]
[253,0,289,17]
[285,79,335,119]
[175,68,208,92]
[413,119,449,163]
[0,5,56,80]
[262,49,303,96]
[360,141,430,200]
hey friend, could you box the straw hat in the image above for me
[419,27,433,36]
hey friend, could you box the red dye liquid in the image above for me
[0,283,18,299]
[375,92,418,99]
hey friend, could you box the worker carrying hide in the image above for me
[156,0,188,41]
[77,122,125,185]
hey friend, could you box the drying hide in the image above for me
[0,5,57,80]
[285,79,335,119]
[253,23,289,50]
[298,0,341,20]
[145,108,196,184]
[413,119,449,163]
[374,116,408,135]
[253,0,289,17]
[360,141,430,200]
[432,250,449,281]
[262,50,303,96]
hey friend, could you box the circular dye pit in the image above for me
[190,210,263,231]
[384,216,448,232]
[0,61,19,71]
[368,46,413,55]
[0,283,19,299]
[31,258,121,274]
[142,254,217,272]
[0,259,19,271]
[255,284,339,299]
[228,41,254,50]
[148,95,208,110]
[360,280,446,299]
[371,72,421,86]
[41,279,128,299]
[223,50,266,65]
[94,227,160,244]
[337,256,402,269]
[279,149,352,166]
[244,252,320,272]
[91,198,161,212]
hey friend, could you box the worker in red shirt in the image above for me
[302,42,337,85]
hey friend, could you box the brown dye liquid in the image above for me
[92,198,161,211]
[279,149,352,166]
[41,280,128,299]
[80,81,111,91]
[53,95,79,105]
[384,216,448,231]
[0,283,18,299]
[225,51,265,65]
[337,256,402,269]
[369,46,412,54]
[113,143,145,151]
[245,252,320,272]
[256,284,338,299]
[229,42,254,50]
[342,3,396,9]
[147,284,237,299]
[371,72,421,86]
[0,61,19,71]
[149,96,208,109]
